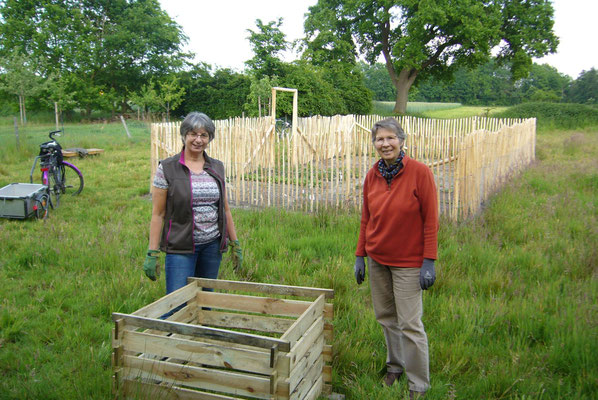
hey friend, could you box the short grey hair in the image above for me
[371,117,406,143]
[180,112,215,143]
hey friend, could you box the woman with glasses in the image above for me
[143,112,242,295]
[354,117,438,399]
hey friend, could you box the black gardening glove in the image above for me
[420,258,436,290]
[354,256,366,285]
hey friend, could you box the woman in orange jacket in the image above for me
[354,117,439,399]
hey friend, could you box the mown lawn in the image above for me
[0,119,596,399]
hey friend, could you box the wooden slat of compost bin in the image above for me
[122,355,273,399]
[290,356,323,400]
[302,377,324,400]
[113,313,291,352]
[196,309,295,334]
[288,317,324,370]
[122,330,272,374]
[190,277,334,299]
[123,379,242,400]
[132,280,198,318]
[196,291,311,318]
[287,334,324,393]
[323,365,332,384]
[324,323,333,342]
[280,295,325,344]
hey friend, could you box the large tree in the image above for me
[304,0,559,114]
[0,0,188,115]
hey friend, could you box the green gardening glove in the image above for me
[229,240,243,271]
[143,249,160,281]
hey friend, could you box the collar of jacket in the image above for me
[373,154,411,177]
[178,147,214,168]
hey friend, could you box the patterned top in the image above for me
[154,163,220,245]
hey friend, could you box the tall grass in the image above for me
[0,120,596,399]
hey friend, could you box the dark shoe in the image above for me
[383,371,402,386]
[409,390,426,399]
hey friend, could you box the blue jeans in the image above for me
[165,239,222,294]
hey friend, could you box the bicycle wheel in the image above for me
[48,167,62,208]
[34,194,49,219]
[42,169,59,209]
[60,162,84,195]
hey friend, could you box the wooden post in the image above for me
[54,101,60,131]
[271,88,277,126]
[120,115,132,138]
[292,90,298,138]
[14,116,19,150]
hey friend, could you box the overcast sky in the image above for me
[159,0,597,79]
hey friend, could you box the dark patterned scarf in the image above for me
[378,150,405,185]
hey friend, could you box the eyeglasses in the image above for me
[187,132,210,141]
[374,136,400,145]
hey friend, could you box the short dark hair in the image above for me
[371,118,406,143]
[180,112,215,143]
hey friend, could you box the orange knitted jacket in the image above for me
[356,155,439,267]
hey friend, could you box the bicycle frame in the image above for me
[30,130,84,210]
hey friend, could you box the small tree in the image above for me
[46,73,76,129]
[156,76,186,121]
[130,81,160,121]
[245,76,276,117]
[0,51,47,124]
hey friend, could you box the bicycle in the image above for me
[29,130,84,209]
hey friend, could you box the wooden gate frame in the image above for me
[271,87,298,137]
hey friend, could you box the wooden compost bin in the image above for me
[112,278,334,400]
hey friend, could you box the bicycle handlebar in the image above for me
[49,130,62,140]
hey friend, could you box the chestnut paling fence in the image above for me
[150,115,536,220]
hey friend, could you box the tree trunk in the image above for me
[19,95,27,124]
[18,96,24,124]
[392,68,418,114]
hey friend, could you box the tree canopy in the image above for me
[566,68,598,105]
[0,0,188,115]
[304,0,559,114]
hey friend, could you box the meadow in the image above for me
[0,109,596,399]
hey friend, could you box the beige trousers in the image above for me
[368,257,430,392]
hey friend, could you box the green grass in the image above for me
[418,105,508,119]
[372,100,507,119]
[372,101,462,116]
[0,120,596,399]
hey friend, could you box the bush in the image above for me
[495,102,598,130]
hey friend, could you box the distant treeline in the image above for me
[361,60,597,107]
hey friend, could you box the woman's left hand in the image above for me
[229,239,243,271]
[420,258,436,290]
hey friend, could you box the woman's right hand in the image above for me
[354,256,366,285]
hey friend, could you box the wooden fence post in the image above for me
[120,115,131,138]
